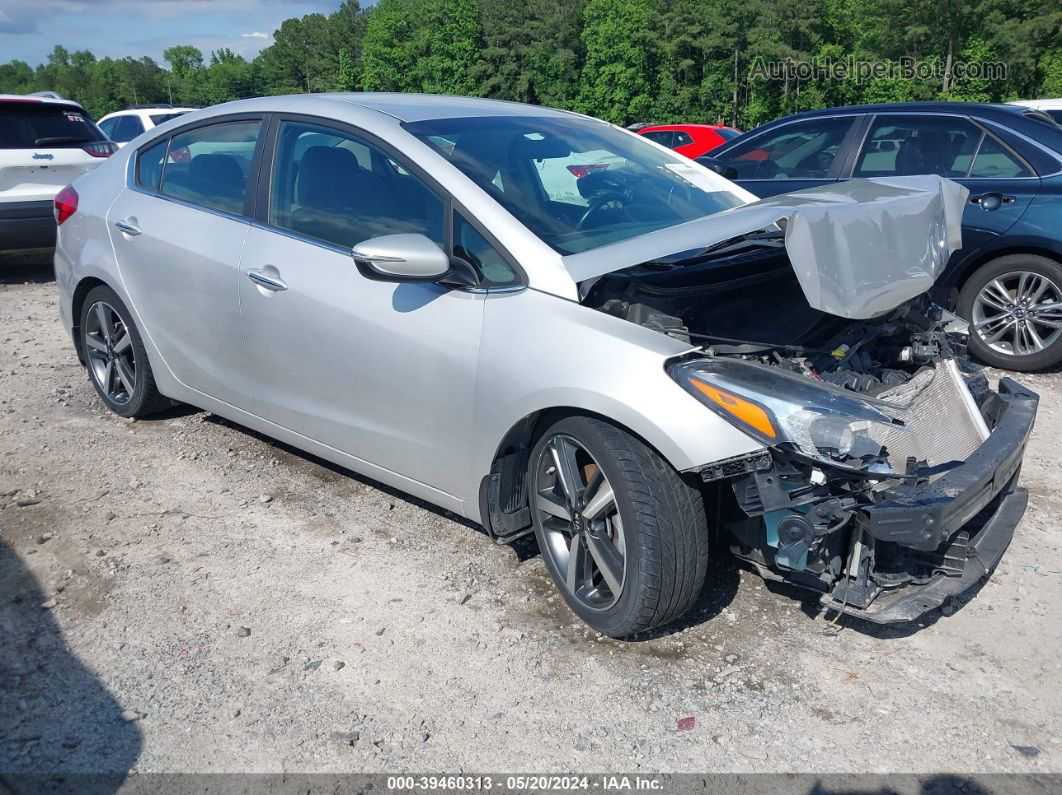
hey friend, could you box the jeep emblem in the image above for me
[32,153,54,161]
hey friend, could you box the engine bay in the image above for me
[585,238,968,399]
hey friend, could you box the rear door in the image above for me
[713,115,863,198]
[106,116,264,408]
[847,114,1040,255]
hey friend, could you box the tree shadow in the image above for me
[0,538,141,791]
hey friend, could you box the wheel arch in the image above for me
[70,276,110,364]
[477,406,704,543]
[943,242,1062,307]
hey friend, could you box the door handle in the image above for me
[246,269,288,292]
[114,219,141,236]
[969,192,1015,211]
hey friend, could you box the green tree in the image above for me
[361,0,480,95]
[577,0,658,124]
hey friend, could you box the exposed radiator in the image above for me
[877,359,991,470]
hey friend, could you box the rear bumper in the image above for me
[0,200,56,250]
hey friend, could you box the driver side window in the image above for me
[718,117,854,180]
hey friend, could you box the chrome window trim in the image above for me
[126,182,254,226]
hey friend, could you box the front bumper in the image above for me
[0,200,56,250]
[824,377,1037,624]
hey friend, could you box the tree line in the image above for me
[1,0,1059,129]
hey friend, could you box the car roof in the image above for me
[770,101,1035,122]
[101,107,197,118]
[641,123,726,131]
[196,92,583,124]
[0,93,86,111]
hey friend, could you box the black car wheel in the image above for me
[528,415,710,637]
[959,254,1062,371]
[80,285,170,418]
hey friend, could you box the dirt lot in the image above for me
[2,249,1061,776]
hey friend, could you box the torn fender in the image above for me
[566,175,968,320]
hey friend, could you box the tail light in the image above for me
[83,141,118,158]
[54,185,78,225]
[567,164,609,179]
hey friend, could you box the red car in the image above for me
[637,124,742,158]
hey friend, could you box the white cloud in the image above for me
[241,32,270,39]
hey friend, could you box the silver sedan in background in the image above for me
[54,94,1036,636]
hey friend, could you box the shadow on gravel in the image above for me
[0,538,141,790]
[0,250,55,285]
[629,554,742,641]
[203,413,483,536]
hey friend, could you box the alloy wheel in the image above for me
[84,300,137,405]
[972,271,1062,357]
[532,434,626,610]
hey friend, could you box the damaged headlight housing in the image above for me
[670,358,911,471]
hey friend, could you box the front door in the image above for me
[237,118,484,499]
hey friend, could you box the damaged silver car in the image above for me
[54,95,1037,637]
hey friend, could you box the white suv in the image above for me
[1009,98,1062,124]
[97,105,196,147]
[0,94,116,251]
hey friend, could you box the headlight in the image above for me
[670,358,912,471]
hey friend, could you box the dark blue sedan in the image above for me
[707,102,1062,370]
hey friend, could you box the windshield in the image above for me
[0,103,105,149]
[405,115,745,255]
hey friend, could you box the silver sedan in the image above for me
[54,94,1035,636]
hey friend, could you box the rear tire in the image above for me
[528,415,710,637]
[80,285,170,418]
[959,254,1062,371]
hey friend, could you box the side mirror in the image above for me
[695,156,738,181]
[352,233,451,283]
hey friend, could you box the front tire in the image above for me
[528,415,710,637]
[959,254,1062,371]
[80,285,169,418]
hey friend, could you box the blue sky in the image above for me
[0,0,370,67]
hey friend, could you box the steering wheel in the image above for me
[577,192,628,231]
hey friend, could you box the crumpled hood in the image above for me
[567,175,968,319]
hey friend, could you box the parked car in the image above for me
[1010,98,1062,124]
[706,102,1062,370]
[54,94,1036,636]
[0,93,116,252]
[637,123,741,158]
[97,104,197,147]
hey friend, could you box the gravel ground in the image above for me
[2,249,1061,776]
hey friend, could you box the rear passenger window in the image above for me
[853,116,981,178]
[159,121,260,216]
[137,138,169,191]
[969,136,1031,178]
